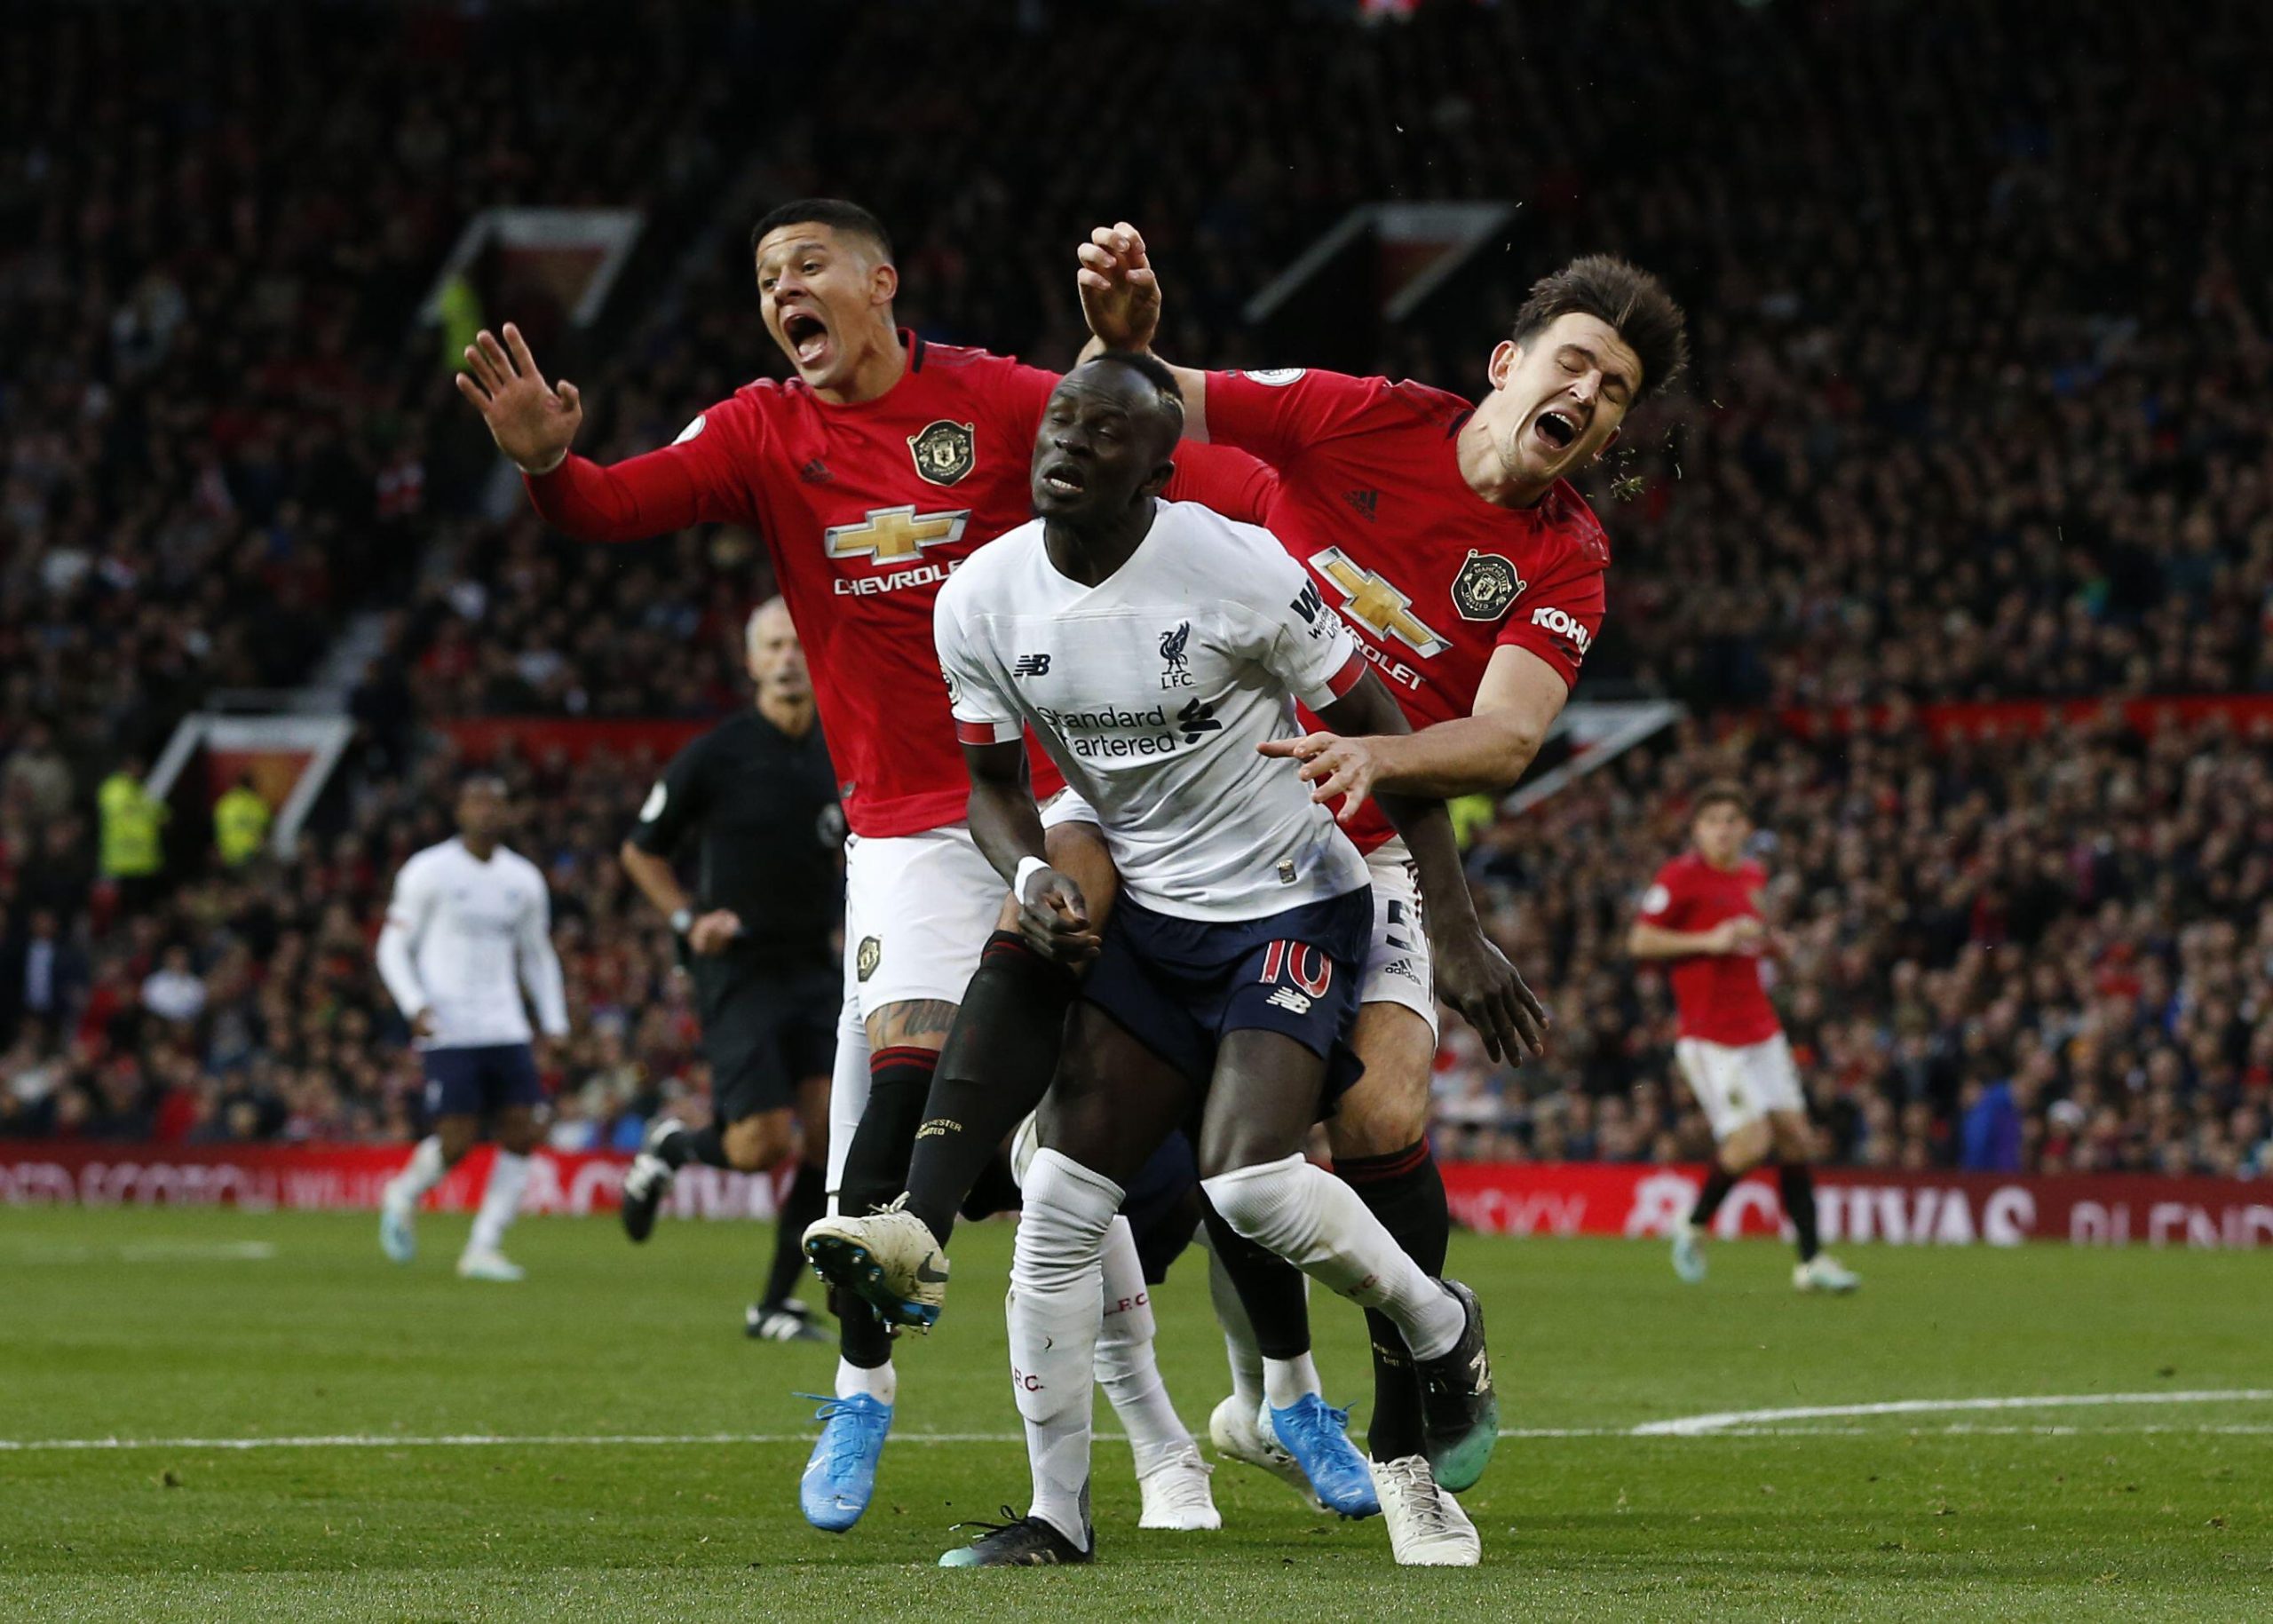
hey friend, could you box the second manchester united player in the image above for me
[1072,226,1688,1563]
[1629,783,1860,1294]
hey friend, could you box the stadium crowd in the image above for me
[4,0,2269,1180]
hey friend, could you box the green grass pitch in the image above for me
[2,1205,2266,1621]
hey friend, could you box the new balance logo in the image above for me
[1342,488,1378,520]
[1265,986,1314,1016]
[1013,654,1052,677]
[1176,698,1220,743]
[1290,582,1325,625]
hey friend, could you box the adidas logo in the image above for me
[799,458,833,484]
[1342,488,1378,520]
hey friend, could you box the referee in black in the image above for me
[619,597,843,1343]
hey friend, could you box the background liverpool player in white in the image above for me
[1630,782,1859,1293]
[455,198,1235,1533]
[930,354,1520,1568]
[375,777,569,1282]
[1076,227,1687,1561]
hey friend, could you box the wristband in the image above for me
[1013,855,1051,902]
[669,907,694,937]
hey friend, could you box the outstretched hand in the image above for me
[1258,731,1388,825]
[455,322,583,474]
[1075,221,1162,352]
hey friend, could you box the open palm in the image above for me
[455,323,582,474]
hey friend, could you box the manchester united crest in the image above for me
[1451,551,1525,622]
[856,936,882,982]
[907,420,977,486]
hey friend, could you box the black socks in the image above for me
[660,1123,731,1171]
[1778,1161,1821,1262]
[1690,1163,1739,1228]
[835,1046,938,1367]
[1335,1140,1450,1462]
[903,932,1077,1246]
[1201,1196,1312,1359]
[764,1159,828,1308]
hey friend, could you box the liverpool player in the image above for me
[456,198,1237,1533]
[1628,783,1859,1293]
[932,355,1509,1566]
[1060,225,1689,1562]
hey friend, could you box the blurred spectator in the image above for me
[96,755,167,908]
[213,773,271,867]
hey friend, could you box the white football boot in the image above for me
[1370,1454,1481,1566]
[1136,1440,1222,1531]
[1794,1253,1860,1293]
[456,1248,526,1282]
[1207,1394,1325,1512]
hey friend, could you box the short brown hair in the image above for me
[1512,254,1689,402]
[1691,780,1748,820]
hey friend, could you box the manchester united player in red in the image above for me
[455,198,1224,1533]
[1629,783,1859,1293]
[1073,225,1687,1564]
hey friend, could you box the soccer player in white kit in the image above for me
[375,776,570,1281]
[928,354,1527,1566]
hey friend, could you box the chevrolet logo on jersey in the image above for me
[825,505,971,565]
[1308,548,1450,658]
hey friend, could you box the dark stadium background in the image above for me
[2,0,2269,1198]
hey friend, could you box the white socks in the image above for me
[1009,1148,1121,1549]
[1262,1351,1323,1413]
[1200,1153,1462,1362]
[835,1357,896,1405]
[1096,1215,1191,1477]
[466,1150,530,1256]
[387,1136,446,1208]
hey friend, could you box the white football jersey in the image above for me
[376,837,568,1050]
[935,497,1371,922]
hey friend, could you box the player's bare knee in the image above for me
[721,1114,784,1172]
[436,1118,479,1165]
[492,1110,541,1157]
[1720,1120,1770,1171]
[1327,1004,1434,1158]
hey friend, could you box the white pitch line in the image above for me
[7,1409,2273,1454]
[4,1240,278,1265]
[1630,1388,2273,1437]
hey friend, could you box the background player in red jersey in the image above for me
[1629,783,1860,1294]
[455,198,1216,1533]
[1075,226,1686,1564]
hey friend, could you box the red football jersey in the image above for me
[527,334,1243,838]
[1202,368,1612,851]
[1636,851,1781,1046]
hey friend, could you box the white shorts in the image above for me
[1358,839,1437,1038]
[1674,1032,1805,1141]
[841,825,1005,1021]
[1034,794,1436,1036]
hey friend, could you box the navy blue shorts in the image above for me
[1121,1130,1202,1284]
[423,1043,545,1121]
[1082,887,1371,1108]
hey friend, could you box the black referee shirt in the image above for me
[629,709,843,970]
